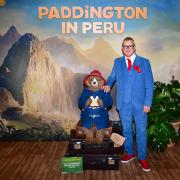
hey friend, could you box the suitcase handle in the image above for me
[86,161,97,165]
[91,145,104,149]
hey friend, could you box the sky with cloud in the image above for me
[0,0,153,38]
[0,0,180,82]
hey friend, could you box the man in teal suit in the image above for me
[102,37,154,172]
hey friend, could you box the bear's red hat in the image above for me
[83,69,106,86]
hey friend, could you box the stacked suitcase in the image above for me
[65,121,123,170]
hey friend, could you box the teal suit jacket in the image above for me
[107,55,154,111]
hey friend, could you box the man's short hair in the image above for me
[122,37,135,47]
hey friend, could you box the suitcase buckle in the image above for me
[74,142,81,150]
[108,157,115,165]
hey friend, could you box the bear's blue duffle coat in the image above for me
[78,88,113,130]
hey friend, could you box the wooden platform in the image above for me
[0,141,180,180]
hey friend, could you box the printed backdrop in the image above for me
[0,0,179,140]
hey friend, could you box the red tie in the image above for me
[127,59,132,71]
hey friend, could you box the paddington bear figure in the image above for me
[78,70,113,144]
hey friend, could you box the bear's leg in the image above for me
[94,129,106,144]
[81,127,94,144]
[104,127,112,138]
[75,120,85,138]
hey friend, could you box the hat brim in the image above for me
[83,75,106,86]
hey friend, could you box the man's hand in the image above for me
[101,85,111,93]
[144,106,150,113]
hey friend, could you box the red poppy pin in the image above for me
[134,65,142,73]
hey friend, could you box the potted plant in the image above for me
[166,77,180,134]
[147,115,177,151]
[147,77,179,151]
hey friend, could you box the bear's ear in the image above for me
[83,77,90,87]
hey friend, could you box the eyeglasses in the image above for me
[122,45,134,49]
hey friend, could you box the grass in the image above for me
[3,119,32,130]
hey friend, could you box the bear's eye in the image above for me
[89,77,94,81]
[97,79,102,83]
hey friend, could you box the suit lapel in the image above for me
[132,55,138,73]
[121,56,129,74]
[132,55,141,73]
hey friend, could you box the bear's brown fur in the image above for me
[76,71,112,144]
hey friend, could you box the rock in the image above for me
[0,87,20,112]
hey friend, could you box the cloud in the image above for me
[0,7,59,39]
[150,0,180,32]
[0,7,26,34]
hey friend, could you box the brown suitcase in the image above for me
[83,154,120,170]
[69,130,113,154]
[65,153,120,170]
[68,129,123,154]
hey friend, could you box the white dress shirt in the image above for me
[125,53,136,67]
